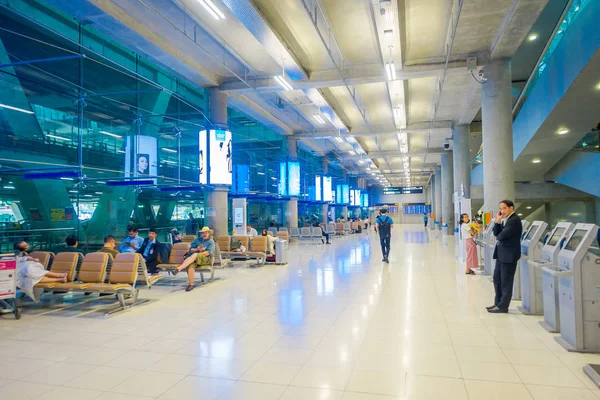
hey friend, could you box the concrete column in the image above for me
[342,206,349,220]
[322,159,329,174]
[209,88,228,128]
[452,124,471,198]
[287,137,298,159]
[482,59,515,211]
[285,198,298,228]
[441,152,454,233]
[204,188,229,236]
[434,168,442,224]
[321,204,328,225]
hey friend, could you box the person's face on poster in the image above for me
[137,154,149,175]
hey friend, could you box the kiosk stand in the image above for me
[538,222,574,332]
[508,220,530,300]
[483,220,496,276]
[518,221,548,315]
[553,224,600,352]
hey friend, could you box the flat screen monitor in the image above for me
[547,227,565,247]
[315,175,322,201]
[209,129,232,185]
[564,229,587,251]
[361,193,369,207]
[525,225,539,241]
[288,162,300,196]
[350,190,356,206]
[323,176,333,202]
[279,162,287,195]
[199,130,207,184]
[336,185,342,204]
[342,184,350,204]
[125,135,158,180]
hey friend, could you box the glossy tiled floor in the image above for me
[2,225,600,399]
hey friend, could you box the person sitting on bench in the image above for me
[13,241,67,301]
[174,226,214,292]
[98,235,119,258]
[137,227,161,275]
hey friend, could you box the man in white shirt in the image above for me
[246,225,258,237]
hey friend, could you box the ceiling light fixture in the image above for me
[314,114,325,124]
[557,128,569,135]
[0,103,34,114]
[532,158,541,164]
[46,134,69,141]
[393,105,406,129]
[198,0,225,20]
[526,206,532,209]
[358,160,364,164]
[60,177,73,181]
[161,148,177,153]
[3,185,15,189]
[384,29,393,38]
[386,62,396,81]
[274,75,293,91]
[528,34,538,41]
[116,150,125,154]
[335,137,344,143]
[99,130,123,139]
[349,150,356,155]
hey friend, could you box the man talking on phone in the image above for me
[487,200,523,313]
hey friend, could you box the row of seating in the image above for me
[32,252,155,314]
[156,242,216,281]
[216,236,268,266]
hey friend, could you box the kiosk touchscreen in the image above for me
[554,224,600,352]
[518,221,548,315]
[483,220,496,276]
[538,222,574,332]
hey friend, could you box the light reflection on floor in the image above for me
[1,225,599,399]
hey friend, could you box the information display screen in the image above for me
[402,203,431,215]
[288,162,300,196]
[350,190,357,206]
[547,227,565,246]
[336,185,342,204]
[342,185,350,204]
[125,135,157,180]
[564,229,587,251]
[279,162,287,196]
[384,186,423,195]
[361,193,369,207]
[525,225,539,241]
[199,130,207,184]
[315,175,322,201]
[209,130,232,185]
[323,176,333,202]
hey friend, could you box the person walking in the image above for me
[423,213,429,228]
[375,208,393,263]
[487,200,523,314]
[460,213,478,275]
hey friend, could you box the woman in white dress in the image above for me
[14,241,67,301]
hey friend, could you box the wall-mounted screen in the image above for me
[336,185,342,204]
[564,229,587,251]
[288,161,300,196]
[315,175,322,201]
[547,227,565,247]
[323,176,333,202]
[199,130,207,184]
[361,193,369,207]
[209,129,232,185]
[342,184,350,204]
[279,162,287,196]
[350,190,360,206]
[125,135,158,180]
[383,186,424,195]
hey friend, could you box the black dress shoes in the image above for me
[487,307,508,313]
[486,304,497,310]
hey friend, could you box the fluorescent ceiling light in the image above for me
[528,34,538,41]
[532,158,541,164]
[314,115,325,124]
[274,75,293,91]
[163,160,177,165]
[3,186,15,189]
[0,103,34,114]
[349,150,356,155]
[358,160,364,164]
[526,206,532,209]
[46,134,69,141]
[60,177,73,181]
[97,181,106,184]
[83,194,92,197]
[95,192,103,195]
[366,168,371,171]
[397,132,407,143]
[116,150,125,154]
[161,148,177,153]
[384,29,393,37]
[557,128,569,135]
[400,144,408,153]
[198,0,225,20]
[518,213,523,216]
[99,130,123,139]
[257,171,265,175]
[335,137,344,143]
[386,62,396,81]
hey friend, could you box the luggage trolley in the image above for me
[0,257,22,320]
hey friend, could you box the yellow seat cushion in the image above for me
[148,275,163,284]
[51,282,91,290]
[34,282,58,289]
[85,283,132,291]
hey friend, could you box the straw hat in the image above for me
[199,226,211,233]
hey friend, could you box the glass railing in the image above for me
[513,0,592,116]
[573,127,600,152]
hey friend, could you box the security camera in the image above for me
[477,70,488,83]
[444,142,450,150]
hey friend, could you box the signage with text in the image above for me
[383,186,424,195]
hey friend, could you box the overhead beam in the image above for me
[219,61,474,94]
[292,121,453,139]
[340,149,445,161]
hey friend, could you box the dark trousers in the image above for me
[493,259,517,310]
[379,236,390,258]
[321,232,330,243]
[145,259,158,274]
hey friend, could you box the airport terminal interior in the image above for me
[0,0,600,398]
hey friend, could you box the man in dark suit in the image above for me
[487,199,523,313]
[137,228,161,275]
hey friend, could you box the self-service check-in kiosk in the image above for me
[483,220,496,276]
[511,220,531,300]
[552,224,600,352]
[538,222,575,332]
[517,221,548,315]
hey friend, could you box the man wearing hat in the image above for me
[174,226,214,291]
